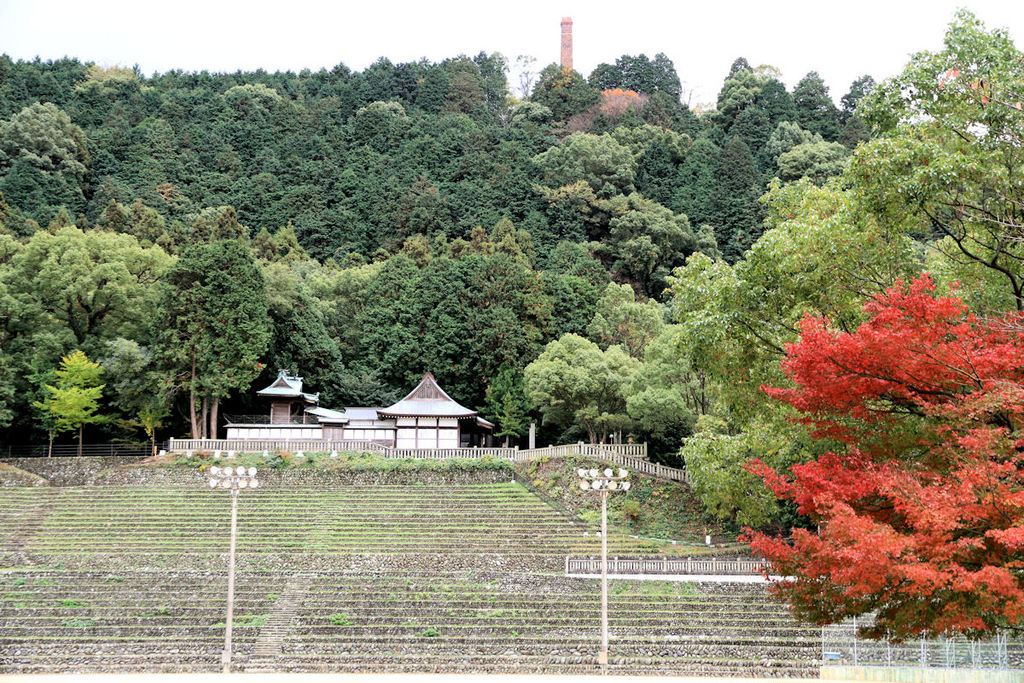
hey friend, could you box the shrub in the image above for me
[621,498,641,520]
[328,613,354,626]
[213,613,266,627]
[62,618,94,628]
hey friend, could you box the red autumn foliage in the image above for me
[746,274,1024,640]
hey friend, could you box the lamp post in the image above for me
[577,466,630,669]
[207,465,259,674]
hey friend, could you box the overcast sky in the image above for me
[1,1,1022,105]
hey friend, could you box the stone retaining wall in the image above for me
[0,457,148,486]
[0,458,513,487]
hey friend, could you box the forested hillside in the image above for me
[0,41,866,454]
[1,11,1016,496]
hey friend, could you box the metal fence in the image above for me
[221,414,318,425]
[821,616,1017,670]
[0,443,153,458]
[565,555,766,576]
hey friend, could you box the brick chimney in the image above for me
[560,17,573,72]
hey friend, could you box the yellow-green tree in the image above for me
[33,350,105,457]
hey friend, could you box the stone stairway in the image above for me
[246,573,312,672]
[5,490,60,559]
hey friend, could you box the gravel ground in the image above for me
[0,673,824,683]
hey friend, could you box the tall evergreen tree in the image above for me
[671,137,719,231]
[840,75,876,123]
[754,78,797,127]
[159,239,271,439]
[792,71,842,141]
[711,136,764,261]
[838,75,875,149]
[729,107,771,177]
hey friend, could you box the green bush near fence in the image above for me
[520,455,725,545]
[171,451,513,474]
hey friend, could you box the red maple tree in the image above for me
[746,274,1024,639]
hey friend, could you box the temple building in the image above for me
[225,370,493,448]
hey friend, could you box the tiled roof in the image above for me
[306,407,348,423]
[256,369,319,404]
[377,372,479,419]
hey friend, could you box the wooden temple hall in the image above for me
[225,370,494,448]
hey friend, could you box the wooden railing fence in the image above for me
[169,439,519,460]
[166,438,688,483]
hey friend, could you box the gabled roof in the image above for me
[340,407,382,421]
[377,372,480,420]
[306,406,348,423]
[307,406,383,424]
[256,369,319,404]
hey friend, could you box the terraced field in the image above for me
[276,574,818,675]
[1,483,692,570]
[0,570,275,672]
[0,474,818,676]
[0,569,818,675]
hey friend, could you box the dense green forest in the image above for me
[1,11,1020,530]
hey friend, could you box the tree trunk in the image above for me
[78,424,83,457]
[200,398,209,440]
[47,431,53,458]
[209,397,219,440]
[189,355,199,439]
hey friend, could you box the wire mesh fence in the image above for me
[822,615,1016,670]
